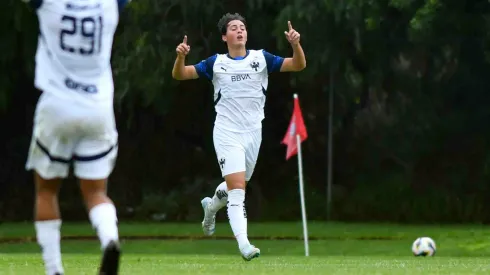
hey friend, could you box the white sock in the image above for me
[209,181,228,213]
[89,203,119,250]
[35,219,64,275]
[227,189,250,249]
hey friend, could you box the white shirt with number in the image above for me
[26,0,130,106]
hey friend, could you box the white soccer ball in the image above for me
[412,237,436,256]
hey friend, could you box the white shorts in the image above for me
[213,126,262,181]
[25,92,118,180]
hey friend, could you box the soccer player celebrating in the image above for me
[23,0,130,274]
[172,13,306,260]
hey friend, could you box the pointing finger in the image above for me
[183,35,187,45]
[288,21,292,31]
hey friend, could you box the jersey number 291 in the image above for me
[59,15,103,55]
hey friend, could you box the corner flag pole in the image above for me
[327,66,334,221]
[293,94,309,257]
[282,93,309,256]
[296,129,310,256]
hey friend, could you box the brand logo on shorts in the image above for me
[219,158,225,169]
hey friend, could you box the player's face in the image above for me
[222,20,247,47]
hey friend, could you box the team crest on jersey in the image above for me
[250,61,260,71]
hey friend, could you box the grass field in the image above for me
[1,221,490,274]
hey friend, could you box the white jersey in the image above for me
[27,0,129,106]
[194,50,284,132]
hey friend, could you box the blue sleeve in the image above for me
[117,0,131,10]
[263,50,284,73]
[193,55,217,80]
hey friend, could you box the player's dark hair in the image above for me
[217,13,247,35]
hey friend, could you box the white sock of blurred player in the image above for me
[34,200,119,275]
[89,203,119,249]
[35,220,64,275]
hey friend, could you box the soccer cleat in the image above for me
[98,240,121,275]
[201,197,216,236]
[240,244,260,261]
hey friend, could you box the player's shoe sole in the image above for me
[201,197,216,236]
[98,240,121,275]
[240,245,260,261]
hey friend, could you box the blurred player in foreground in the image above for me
[172,13,306,260]
[23,0,131,274]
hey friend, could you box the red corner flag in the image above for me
[282,94,308,160]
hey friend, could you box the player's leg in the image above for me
[235,128,263,261]
[79,179,119,249]
[224,171,261,261]
[26,93,74,275]
[79,178,120,275]
[201,127,245,236]
[34,173,64,275]
[74,119,120,275]
[210,127,259,260]
[201,127,260,233]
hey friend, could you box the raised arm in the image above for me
[280,21,306,72]
[172,35,199,80]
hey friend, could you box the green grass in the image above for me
[1,222,490,274]
[2,221,490,239]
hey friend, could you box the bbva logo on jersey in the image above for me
[231,74,251,82]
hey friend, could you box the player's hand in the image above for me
[284,21,300,46]
[176,35,190,57]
